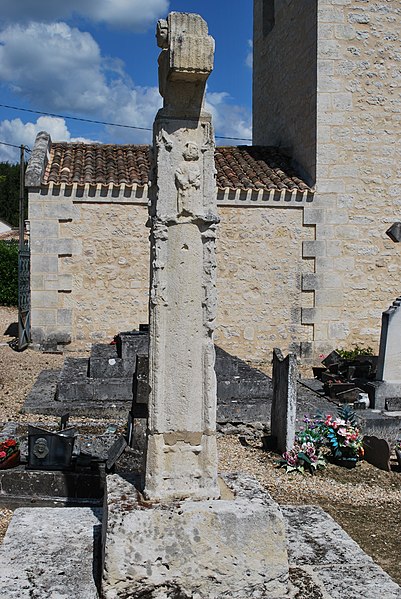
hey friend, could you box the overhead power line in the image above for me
[0,103,252,142]
[0,140,31,152]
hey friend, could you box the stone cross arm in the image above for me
[157,12,214,110]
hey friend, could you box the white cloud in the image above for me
[0,22,162,141]
[0,21,252,158]
[0,0,169,31]
[0,116,96,162]
[246,39,253,69]
[0,23,109,113]
[206,92,252,144]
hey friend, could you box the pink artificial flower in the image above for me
[0,451,6,459]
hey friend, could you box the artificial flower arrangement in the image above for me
[320,409,363,461]
[279,441,326,475]
[278,406,363,474]
[0,438,20,469]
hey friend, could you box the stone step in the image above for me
[0,507,102,598]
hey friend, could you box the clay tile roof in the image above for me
[215,146,310,191]
[44,143,152,187]
[43,143,310,192]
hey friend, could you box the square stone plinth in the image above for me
[102,473,290,598]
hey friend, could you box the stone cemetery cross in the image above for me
[145,12,220,501]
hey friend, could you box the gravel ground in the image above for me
[0,306,400,586]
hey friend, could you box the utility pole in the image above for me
[19,145,25,251]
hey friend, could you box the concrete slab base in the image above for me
[1,493,400,598]
[283,505,401,599]
[102,473,290,598]
[0,507,102,598]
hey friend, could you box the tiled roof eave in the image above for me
[39,181,150,203]
[216,186,315,206]
[38,181,315,207]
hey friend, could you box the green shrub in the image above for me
[0,240,18,306]
[336,345,374,360]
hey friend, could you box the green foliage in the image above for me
[0,240,18,306]
[336,345,374,360]
[0,162,27,228]
[337,404,357,427]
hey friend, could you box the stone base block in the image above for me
[102,473,290,598]
[145,432,220,501]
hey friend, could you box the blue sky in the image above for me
[0,0,253,162]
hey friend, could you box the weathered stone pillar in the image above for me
[145,12,220,501]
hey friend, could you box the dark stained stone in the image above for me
[363,435,391,472]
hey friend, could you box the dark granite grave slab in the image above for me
[89,344,127,378]
[25,342,275,423]
[116,331,149,362]
[0,465,105,508]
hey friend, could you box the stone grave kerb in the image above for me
[145,12,220,502]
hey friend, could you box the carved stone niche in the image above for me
[157,12,215,115]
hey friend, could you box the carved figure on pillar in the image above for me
[175,142,201,216]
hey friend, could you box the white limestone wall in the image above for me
[253,0,317,183]
[311,0,401,357]
[28,189,314,363]
[253,0,401,359]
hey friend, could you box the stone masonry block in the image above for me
[301,308,317,325]
[44,274,59,291]
[317,144,340,164]
[335,24,356,40]
[315,289,344,307]
[328,321,350,340]
[28,203,44,218]
[302,240,326,258]
[315,224,338,239]
[102,473,289,599]
[322,271,343,288]
[314,323,329,342]
[303,208,325,225]
[326,207,349,224]
[0,507,101,598]
[31,309,57,326]
[318,111,346,125]
[43,200,79,220]
[30,255,58,274]
[30,274,44,290]
[317,179,345,194]
[30,238,73,255]
[319,40,342,59]
[329,165,359,179]
[319,8,345,24]
[302,273,322,291]
[29,220,59,239]
[325,240,342,257]
[31,291,58,308]
[57,309,73,327]
[315,256,334,270]
[57,274,73,291]
[332,92,353,111]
